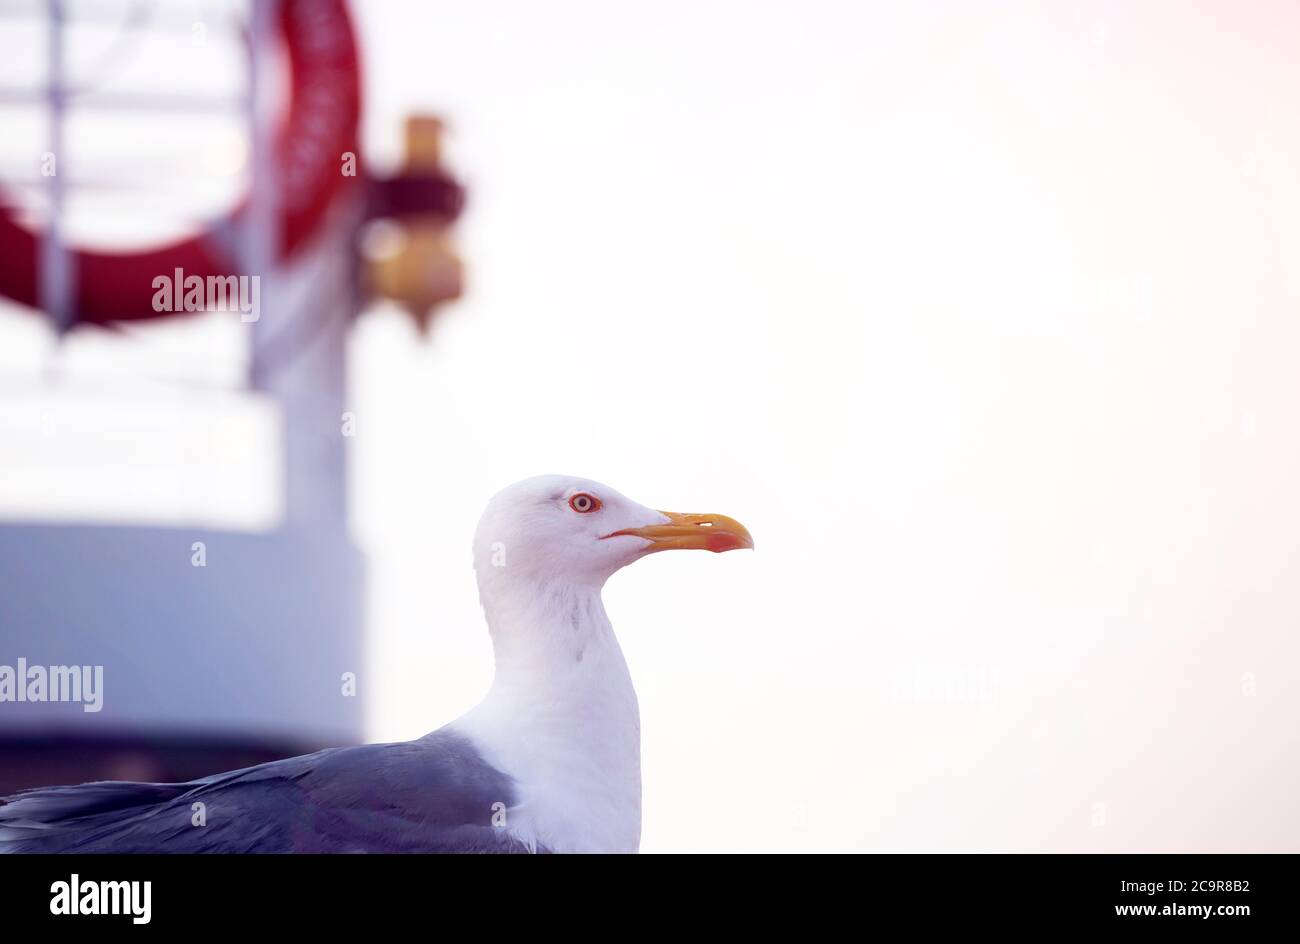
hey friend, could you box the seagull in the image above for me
[0,475,753,853]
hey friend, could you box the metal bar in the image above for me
[0,2,238,35]
[246,0,277,390]
[39,0,74,336]
[0,89,250,112]
[0,172,247,190]
[244,0,352,529]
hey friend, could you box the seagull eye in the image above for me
[568,493,601,514]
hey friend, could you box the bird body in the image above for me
[0,476,752,854]
[0,732,533,853]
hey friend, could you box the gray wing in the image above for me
[0,729,539,853]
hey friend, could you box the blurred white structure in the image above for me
[0,0,365,789]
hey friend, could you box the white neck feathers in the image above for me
[454,579,642,853]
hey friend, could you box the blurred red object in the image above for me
[0,0,362,327]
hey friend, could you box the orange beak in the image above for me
[604,511,754,554]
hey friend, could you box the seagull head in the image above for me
[473,474,753,590]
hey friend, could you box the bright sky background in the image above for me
[3,0,1300,851]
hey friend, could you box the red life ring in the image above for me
[0,0,361,326]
